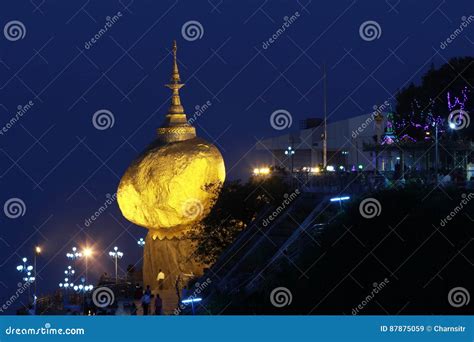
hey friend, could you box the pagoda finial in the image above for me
[170,40,181,84]
[166,40,185,114]
[157,40,196,142]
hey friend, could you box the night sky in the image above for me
[0,0,472,310]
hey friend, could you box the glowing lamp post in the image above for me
[17,257,34,304]
[109,246,124,284]
[284,146,295,174]
[82,247,93,286]
[34,246,41,313]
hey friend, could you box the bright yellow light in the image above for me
[35,246,42,254]
[253,168,260,175]
[83,248,93,257]
[310,167,320,173]
[259,167,270,175]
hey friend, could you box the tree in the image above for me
[394,57,473,141]
[188,175,292,265]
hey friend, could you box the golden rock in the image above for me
[117,41,225,239]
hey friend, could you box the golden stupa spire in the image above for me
[165,40,185,114]
[157,40,196,142]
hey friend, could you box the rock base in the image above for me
[142,232,205,313]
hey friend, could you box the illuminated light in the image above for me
[310,167,320,173]
[59,283,63,288]
[358,164,363,170]
[396,157,400,160]
[254,167,270,175]
[181,298,202,304]
[16,265,23,271]
[22,257,27,263]
[83,248,92,257]
[330,196,350,202]
[326,165,335,172]
[27,266,33,271]
[449,122,456,129]
[339,166,345,170]
[35,246,41,254]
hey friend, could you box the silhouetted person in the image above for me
[154,293,163,315]
[141,285,151,315]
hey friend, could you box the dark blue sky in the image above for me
[0,0,472,309]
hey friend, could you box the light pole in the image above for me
[285,146,295,174]
[16,258,34,304]
[82,248,92,284]
[109,246,124,284]
[34,246,41,313]
[66,247,82,283]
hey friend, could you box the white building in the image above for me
[256,113,391,172]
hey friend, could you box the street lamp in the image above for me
[34,246,41,314]
[109,246,124,283]
[82,247,93,285]
[66,246,83,261]
[137,238,145,247]
[284,146,295,174]
[17,258,34,304]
